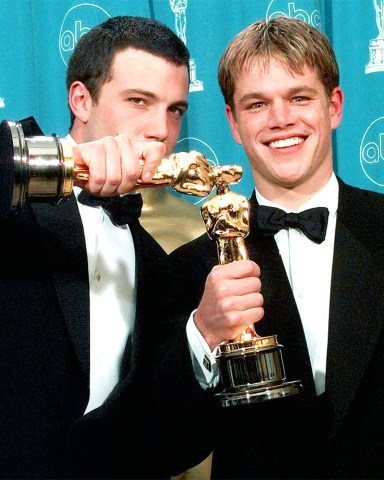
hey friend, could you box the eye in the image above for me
[246,101,267,110]
[291,96,309,103]
[128,97,147,106]
[169,105,187,118]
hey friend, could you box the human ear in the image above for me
[225,105,243,145]
[68,81,92,124]
[329,86,344,130]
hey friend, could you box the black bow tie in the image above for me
[257,205,329,244]
[77,190,143,226]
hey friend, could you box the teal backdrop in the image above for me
[1,0,383,203]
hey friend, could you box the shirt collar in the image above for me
[255,172,339,218]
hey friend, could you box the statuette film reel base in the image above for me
[215,335,302,407]
[201,169,302,407]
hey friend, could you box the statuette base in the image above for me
[215,335,302,407]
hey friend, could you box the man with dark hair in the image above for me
[0,16,212,479]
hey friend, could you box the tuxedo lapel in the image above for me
[246,195,316,396]
[121,220,167,376]
[31,196,90,382]
[326,181,384,432]
[245,186,384,434]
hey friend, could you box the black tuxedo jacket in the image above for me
[0,118,213,479]
[0,195,170,478]
[159,178,384,479]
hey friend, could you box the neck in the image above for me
[255,174,334,210]
[69,123,88,144]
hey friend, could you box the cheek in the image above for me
[168,117,182,136]
[92,105,119,133]
[235,117,260,146]
[110,110,143,137]
[238,110,267,135]
[166,128,181,153]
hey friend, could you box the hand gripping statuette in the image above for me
[0,119,216,218]
[201,168,302,407]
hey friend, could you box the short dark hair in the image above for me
[66,15,190,126]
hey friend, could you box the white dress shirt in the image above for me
[188,173,339,396]
[67,136,136,414]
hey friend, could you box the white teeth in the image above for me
[269,137,304,149]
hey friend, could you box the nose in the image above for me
[144,109,169,142]
[268,100,295,129]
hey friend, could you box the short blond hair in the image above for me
[218,17,339,109]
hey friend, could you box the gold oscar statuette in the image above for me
[0,119,217,217]
[201,166,302,407]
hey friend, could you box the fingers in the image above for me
[133,140,167,182]
[74,135,166,195]
[194,260,264,351]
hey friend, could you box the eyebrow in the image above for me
[121,88,157,99]
[238,85,319,105]
[121,88,189,110]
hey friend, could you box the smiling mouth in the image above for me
[268,137,305,149]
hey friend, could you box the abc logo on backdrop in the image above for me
[59,3,110,66]
[360,117,384,187]
[266,0,321,29]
